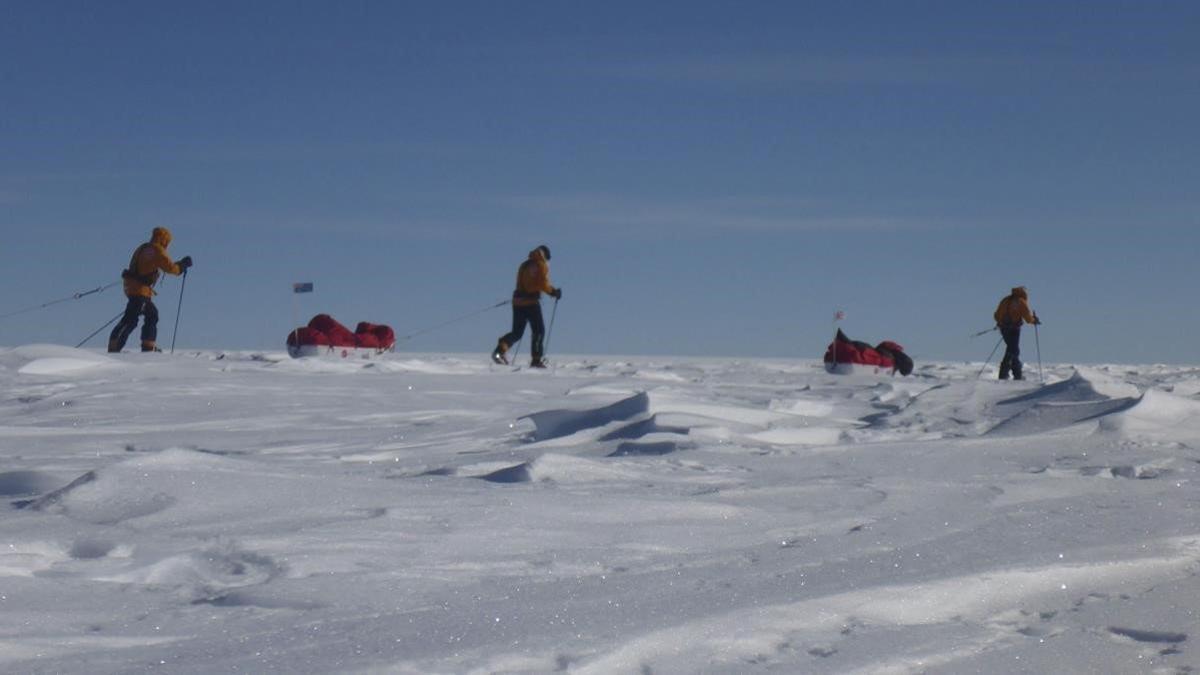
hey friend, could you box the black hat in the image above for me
[537,245,551,260]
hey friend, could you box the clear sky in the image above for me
[3,1,1198,363]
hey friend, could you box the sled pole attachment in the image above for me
[170,269,189,354]
[76,311,124,348]
[976,336,1004,379]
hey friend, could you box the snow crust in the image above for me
[1,346,1198,673]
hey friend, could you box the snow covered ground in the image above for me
[1,344,1198,674]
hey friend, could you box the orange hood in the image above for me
[151,227,172,248]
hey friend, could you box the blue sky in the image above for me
[2,1,1197,363]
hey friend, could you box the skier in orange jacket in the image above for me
[107,227,192,352]
[993,286,1039,380]
[492,245,560,368]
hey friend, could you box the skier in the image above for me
[108,227,192,353]
[492,245,561,368]
[993,286,1039,380]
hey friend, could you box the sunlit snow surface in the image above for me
[2,345,1198,673]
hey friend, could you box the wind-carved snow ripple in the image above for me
[522,392,651,442]
[11,471,99,511]
[479,463,534,484]
[987,370,1142,437]
[13,468,175,524]
[468,393,696,483]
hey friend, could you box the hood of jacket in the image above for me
[151,227,172,248]
[1011,286,1027,300]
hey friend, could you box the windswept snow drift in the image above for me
[1,346,1198,673]
[2,344,119,376]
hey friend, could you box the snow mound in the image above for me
[648,396,793,427]
[528,453,652,483]
[26,449,245,524]
[997,369,1136,406]
[988,370,1141,437]
[57,472,176,525]
[523,392,650,441]
[1114,388,1200,423]
[597,415,689,441]
[2,344,118,376]
[478,462,534,483]
[97,543,281,601]
[475,454,656,483]
[1098,389,1200,438]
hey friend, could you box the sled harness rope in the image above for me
[0,281,122,322]
[398,299,510,343]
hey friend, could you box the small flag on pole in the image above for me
[293,282,314,293]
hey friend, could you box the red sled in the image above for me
[287,314,397,359]
[823,329,914,376]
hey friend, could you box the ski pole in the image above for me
[76,311,124,348]
[544,298,559,358]
[509,337,522,368]
[976,336,1004,379]
[170,269,188,354]
[1035,322,1043,383]
[970,326,997,338]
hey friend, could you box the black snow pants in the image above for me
[499,303,546,362]
[998,324,1022,380]
[109,296,159,352]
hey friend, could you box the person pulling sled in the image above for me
[492,245,560,368]
[993,286,1039,380]
[108,227,192,353]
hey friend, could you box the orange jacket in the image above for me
[512,248,556,306]
[122,227,183,298]
[994,286,1036,327]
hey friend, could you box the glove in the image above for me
[177,256,193,271]
[551,287,562,300]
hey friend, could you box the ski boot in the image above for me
[491,343,508,365]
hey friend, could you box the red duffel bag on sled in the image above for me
[824,329,913,375]
[287,315,396,359]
